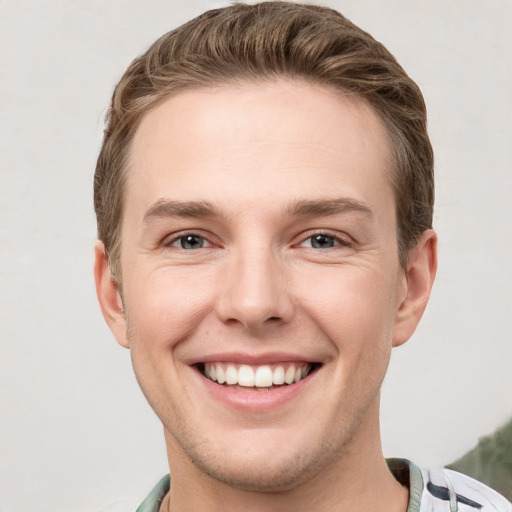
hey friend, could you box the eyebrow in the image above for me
[143,199,222,223]
[287,198,373,218]
[142,197,373,224]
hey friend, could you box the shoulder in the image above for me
[447,419,512,499]
[420,466,512,511]
[388,458,511,512]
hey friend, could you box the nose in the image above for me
[215,246,294,332]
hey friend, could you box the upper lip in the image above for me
[186,351,321,366]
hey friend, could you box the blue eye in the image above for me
[173,235,206,250]
[309,234,337,248]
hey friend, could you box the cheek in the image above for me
[123,269,217,414]
[295,264,400,358]
[123,266,217,351]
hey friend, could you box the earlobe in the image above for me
[94,241,129,348]
[392,229,438,347]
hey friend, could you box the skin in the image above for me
[95,80,437,512]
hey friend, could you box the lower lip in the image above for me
[196,369,317,411]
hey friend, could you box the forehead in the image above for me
[125,80,394,218]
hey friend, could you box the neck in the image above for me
[161,404,409,512]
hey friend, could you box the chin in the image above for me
[171,423,350,493]
[189,447,325,492]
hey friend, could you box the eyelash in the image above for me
[297,231,353,250]
[162,230,352,251]
[162,232,215,250]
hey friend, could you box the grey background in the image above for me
[1,1,511,511]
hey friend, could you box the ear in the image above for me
[392,229,437,347]
[94,241,129,348]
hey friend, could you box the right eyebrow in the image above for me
[143,199,222,223]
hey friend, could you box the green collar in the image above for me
[136,474,170,512]
[387,458,424,512]
[137,458,423,512]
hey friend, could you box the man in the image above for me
[93,2,511,511]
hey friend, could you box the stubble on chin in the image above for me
[164,400,375,495]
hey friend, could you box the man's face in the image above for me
[101,80,419,490]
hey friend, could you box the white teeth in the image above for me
[238,365,255,387]
[216,365,226,384]
[225,365,238,385]
[273,366,285,385]
[255,366,273,387]
[284,366,295,384]
[204,362,314,388]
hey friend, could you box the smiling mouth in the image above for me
[198,362,320,390]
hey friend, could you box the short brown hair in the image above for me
[94,1,434,280]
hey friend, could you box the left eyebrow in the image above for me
[286,198,373,218]
[143,199,222,224]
